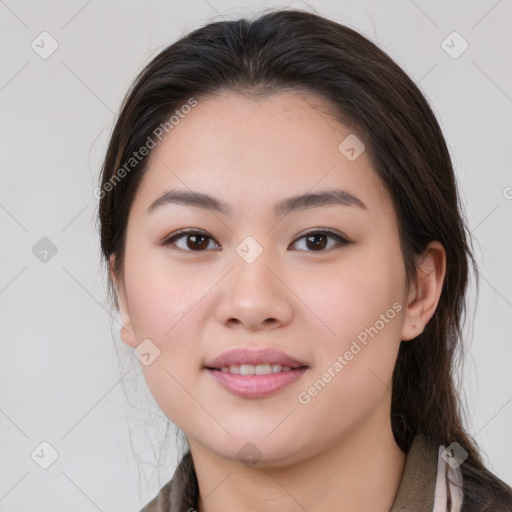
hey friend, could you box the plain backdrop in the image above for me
[1,1,511,511]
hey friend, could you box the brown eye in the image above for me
[306,233,328,250]
[290,230,349,252]
[162,229,348,253]
[163,230,219,252]
[185,233,210,250]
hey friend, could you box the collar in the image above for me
[141,434,463,512]
[390,434,463,511]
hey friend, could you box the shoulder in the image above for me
[460,463,512,512]
[138,452,198,512]
[139,480,173,512]
[395,433,512,512]
[138,441,512,512]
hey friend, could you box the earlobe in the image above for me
[401,241,446,341]
[109,255,137,348]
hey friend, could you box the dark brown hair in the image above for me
[97,8,512,509]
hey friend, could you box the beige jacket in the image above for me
[139,435,475,512]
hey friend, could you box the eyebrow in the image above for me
[146,188,367,218]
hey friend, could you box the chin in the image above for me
[198,434,307,469]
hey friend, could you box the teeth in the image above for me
[219,364,294,375]
[255,364,271,375]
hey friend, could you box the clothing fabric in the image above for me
[390,436,462,511]
[139,434,464,512]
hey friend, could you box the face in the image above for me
[113,91,413,466]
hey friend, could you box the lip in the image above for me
[206,367,308,398]
[204,347,309,399]
[204,347,307,369]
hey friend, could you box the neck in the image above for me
[190,409,406,512]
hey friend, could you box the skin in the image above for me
[112,91,446,512]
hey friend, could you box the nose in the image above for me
[215,245,294,331]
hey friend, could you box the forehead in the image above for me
[130,91,393,220]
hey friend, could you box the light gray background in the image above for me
[1,1,511,511]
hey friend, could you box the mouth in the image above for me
[206,363,308,375]
[204,347,308,371]
[205,365,308,398]
[203,347,309,398]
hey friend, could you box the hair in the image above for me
[97,8,512,509]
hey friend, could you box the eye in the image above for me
[162,229,220,252]
[161,229,349,252]
[290,229,349,252]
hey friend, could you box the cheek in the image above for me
[128,271,208,429]
[293,247,405,414]
[296,248,405,351]
[123,261,208,409]
[124,253,208,342]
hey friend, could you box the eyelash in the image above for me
[161,228,349,253]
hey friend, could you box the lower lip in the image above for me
[206,367,308,398]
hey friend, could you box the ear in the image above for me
[109,255,137,348]
[401,241,446,341]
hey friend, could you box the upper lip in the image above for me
[205,348,308,369]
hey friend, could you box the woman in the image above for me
[97,9,512,511]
